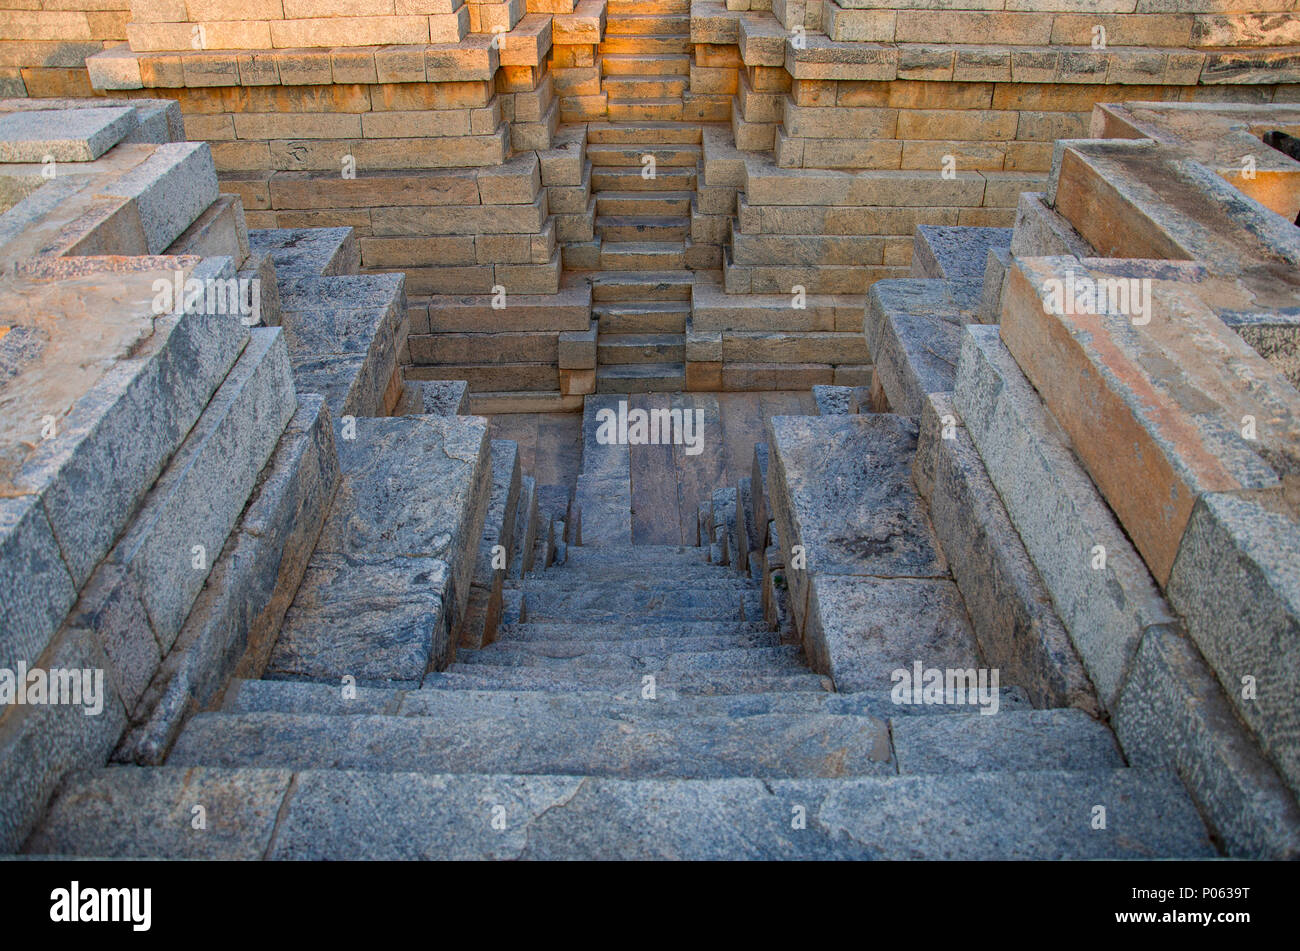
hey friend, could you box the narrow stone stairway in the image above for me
[589,0,698,393]
[22,390,1216,859]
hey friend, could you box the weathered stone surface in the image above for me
[803,575,978,693]
[267,552,452,684]
[98,141,219,254]
[0,628,128,853]
[864,279,982,418]
[916,391,1099,714]
[0,107,135,162]
[1001,256,1300,585]
[248,226,358,280]
[1116,623,1300,860]
[169,706,893,779]
[11,277,250,592]
[110,327,296,650]
[26,766,292,860]
[0,494,77,676]
[765,413,947,636]
[910,224,1012,282]
[892,709,1122,775]
[1167,492,1300,800]
[954,325,1174,709]
[398,379,470,416]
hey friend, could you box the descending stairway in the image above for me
[589,0,699,393]
[21,391,1219,859]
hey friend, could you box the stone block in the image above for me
[0,106,135,162]
[97,141,219,255]
[910,224,1012,282]
[954,325,1174,709]
[110,327,296,650]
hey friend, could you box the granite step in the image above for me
[586,121,702,144]
[486,631,782,654]
[595,190,693,216]
[596,362,688,392]
[594,300,691,333]
[600,53,691,76]
[519,570,756,590]
[592,164,696,192]
[26,766,1216,859]
[487,583,762,621]
[604,14,691,34]
[456,644,805,674]
[166,708,893,779]
[219,678,1033,720]
[599,241,686,270]
[596,215,690,242]
[590,269,693,301]
[600,77,690,101]
[560,544,711,568]
[422,666,833,694]
[495,620,773,641]
[597,331,686,363]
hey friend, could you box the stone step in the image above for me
[595,190,693,216]
[222,677,1033,720]
[586,142,700,167]
[601,76,690,100]
[27,766,1215,859]
[601,53,691,77]
[264,414,490,684]
[168,707,888,779]
[604,14,691,35]
[458,643,803,674]
[497,619,770,641]
[599,240,687,270]
[490,631,782,654]
[590,268,693,300]
[596,215,690,242]
[607,98,687,123]
[596,362,687,393]
[597,331,686,364]
[424,665,832,694]
[517,583,763,621]
[518,571,756,591]
[594,300,691,333]
[560,543,709,568]
[600,34,691,55]
[607,0,690,14]
[586,120,701,144]
[592,164,696,192]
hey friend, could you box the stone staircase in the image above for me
[589,0,699,393]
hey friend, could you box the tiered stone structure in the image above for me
[6,0,1296,403]
[0,11,1298,861]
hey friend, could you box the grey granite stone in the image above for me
[803,575,979,693]
[863,278,983,418]
[315,414,489,643]
[1115,623,1300,859]
[268,769,1212,860]
[248,227,358,280]
[25,766,292,860]
[64,564,159,711]
[422,666,833,695]
[97,141,219,254]
[765,413,947,637]
[892,709,1122,774]
[1167,492,1300,801]
[953,325,1174,709]
[507,474,537,579]
[514,581,761,623]
[398,379,470,416]
[115,396,339,765]
[910,225,1012,282]
[110,327,296,651]
[266,553,453,684]
[978,246,1012,324]
[916,391,1100,714]
[0,107,135,162]
[15,302,250,590]
[0,494,77,674]
[811,384,861,415]
[457,644,803,675]
[168,707,893,779]
[0,627,128,853]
